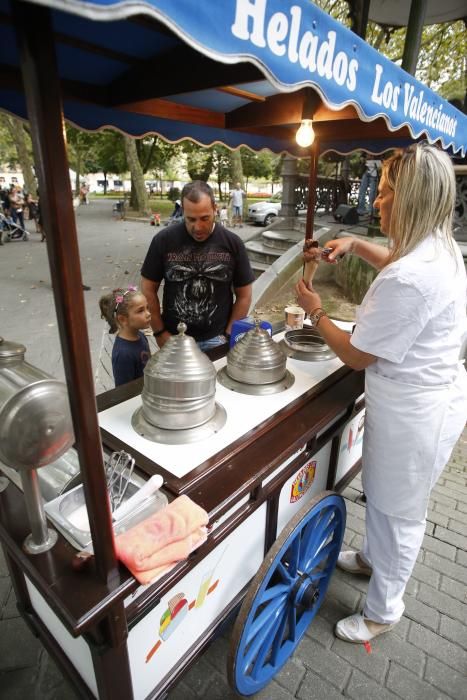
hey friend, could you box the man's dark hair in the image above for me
[181,180,215,208]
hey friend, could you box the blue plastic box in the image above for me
[230,317,273,347]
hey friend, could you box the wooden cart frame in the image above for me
[0,1,465,697]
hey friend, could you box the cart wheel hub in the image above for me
[291,574,319,610]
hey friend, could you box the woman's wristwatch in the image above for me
[309,308,327,327]
[153,327,166,337]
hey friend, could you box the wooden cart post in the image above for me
[11,3,134,697]
[12,0,117,587]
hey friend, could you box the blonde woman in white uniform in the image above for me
[295,143,467,644]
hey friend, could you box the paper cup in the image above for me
[285,306,305,331]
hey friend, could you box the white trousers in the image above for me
[359,502,426,624]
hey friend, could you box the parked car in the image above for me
[247,193,282,226]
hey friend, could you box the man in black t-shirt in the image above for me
[141,181,254,351]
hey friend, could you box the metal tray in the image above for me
[44,474,168,550]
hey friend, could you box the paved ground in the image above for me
[0,200,466,699]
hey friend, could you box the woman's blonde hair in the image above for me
[383,143,456,265]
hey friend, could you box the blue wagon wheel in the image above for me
[228,491,346,696]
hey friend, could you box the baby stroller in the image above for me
[0,211,30,244]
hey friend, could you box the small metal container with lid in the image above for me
[226,321,287,385]
[140,322,217,430]
[217,321,295,395]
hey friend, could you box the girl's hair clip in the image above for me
[114,286,137,314]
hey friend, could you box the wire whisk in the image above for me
[105,451,135,512]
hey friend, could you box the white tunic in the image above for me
[351,234,467,519]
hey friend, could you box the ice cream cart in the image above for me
[0,1,465,698]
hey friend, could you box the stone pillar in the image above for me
[280,155,298,220]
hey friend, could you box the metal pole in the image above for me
[21,470,58,554]
[305,140,319,241]
[402,0,428,75]
[348,0,371,39]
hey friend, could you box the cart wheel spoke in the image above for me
[304,538,336,573]
[270,605,290,667]
[246,593,288,645]
[300,519,338,571]
[229,492,346,696]
[288,603,297,642]
[307,569,327,582]
[259,582,290,604]
[305,508,334,551]
[285,532,301,577]
[243,597,288,671]
[250,608,286,680]
[276,560,294,583]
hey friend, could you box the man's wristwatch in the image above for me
[309,308,327,327]
[153,328,165,337]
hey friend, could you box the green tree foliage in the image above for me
[82,131,126,193]
[0,115,37,195]
[0,115,22,171]
[241,148,283,192]
[371,21,466,101]
[66,126,102,194]
[241,148,270,191]
[183,142,213,181]
[136,137,180,176]
[314,0,466,101]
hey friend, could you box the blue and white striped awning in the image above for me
[1,0,465,156]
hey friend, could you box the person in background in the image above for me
[229,181,246,227]
[25,192,40,234]
[219,202,229,228]
[0,186,10,213]
[9,185,26,230]
[99,286,151,387]
[296,143,467,644]
[170,199,183,222]
[141,180,254,352]
[79,182,89,205]
[357,153,381,217]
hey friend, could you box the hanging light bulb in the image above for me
[296,119,315,148]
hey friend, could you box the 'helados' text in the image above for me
[231,0,457,138]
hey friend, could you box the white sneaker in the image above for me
[337,551,372,576]
[335,612,398,643]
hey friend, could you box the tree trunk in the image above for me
[4,115,37,196]
[230,149,243,188]
[124,136,149,215]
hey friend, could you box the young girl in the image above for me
[219,202,228,227]
[99,286,151,387]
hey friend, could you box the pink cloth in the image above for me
[115,495,209,584]
[130,528,208,585]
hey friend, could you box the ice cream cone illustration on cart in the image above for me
[194,543,227,609]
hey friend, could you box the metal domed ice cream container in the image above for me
[226,322,287,385]
[141,323,217,429]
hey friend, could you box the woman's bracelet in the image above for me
[309,308,327,327]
